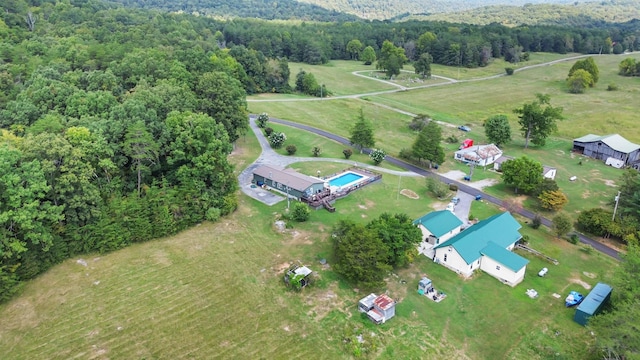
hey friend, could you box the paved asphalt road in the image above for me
[269,117,621,260]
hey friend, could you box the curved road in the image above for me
[268,117,621,260]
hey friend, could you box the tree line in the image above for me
[0,0,255,301]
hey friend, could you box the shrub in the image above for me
[577,208,612,236]
[449,183,458,191]
[399,148,413,160]
[408,115,430,131]
[286,144,297,155]
[505,67,514,75]
[291,202,311,222]
[206,207,221,222]
[531,214,542,229]
[268,131,286,148]
[445,135,458,144]
[569,234,580,244]
[220,194,238,215]
[426,177,449,198]
[256,112,269,128]
[607,83,618,91]
[580,244,594,254]
[369,148,386,165]
[342,148,353,159]
[264,127,274,136]
[312,146,321,157]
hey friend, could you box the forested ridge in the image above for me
[412,0,640,27]
[296,0,597,20]
[104,0,359,21]
[1,0,639,301]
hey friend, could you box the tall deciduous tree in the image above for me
[414,52,433,79]
[513,93,563,148]
[618,169,640,221]
[124,121,159,195]
[332,220,391,289]
[165,111,237,215]
[367,213,422,268]
[349,108,375,152]
[376,40,407,78]
[361,46,376,65]
[346,39,363,60]
[412,121,445,167]
[501,156,543,194]
[590,243,640,359]
[552,213,572,238]
[195,71,248,143]
[484,114,512,147]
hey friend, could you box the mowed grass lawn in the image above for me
[0,127,618,359]
[249,52,640,229]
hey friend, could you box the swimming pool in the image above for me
[329,172,364,187]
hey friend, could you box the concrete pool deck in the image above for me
[238,116,422,206]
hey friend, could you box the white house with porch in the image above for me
[433,212,529,286]
[413,210,463,259]
[454,144,503,167]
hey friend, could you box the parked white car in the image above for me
[446,203,455,213]
[538,267,548,277]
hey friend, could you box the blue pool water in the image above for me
[329,172,364,187]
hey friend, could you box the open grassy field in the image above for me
[249,52,640,233]
[0,148,617,360]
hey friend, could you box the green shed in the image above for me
[573,282,612,326]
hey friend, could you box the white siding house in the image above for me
[433,212,529,286]
[414,211,463,259]
[454,144,503,167]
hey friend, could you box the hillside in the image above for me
[408,0,640,26]
[104,0,604,21]
[296,0,598,20]
[104,0,358,21]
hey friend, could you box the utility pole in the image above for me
[612,191,621,221]
[287,181,290,210]
[397,175,401,200]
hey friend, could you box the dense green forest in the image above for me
[1,0,639,301]
[105,0,359,21]
[294,0,597,20]
[412,0,640,27]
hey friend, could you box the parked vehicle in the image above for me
[458,125,471,132]
[451,197,460,205]
[446,203,455,213]
[565,291,584,307]
[538,267,548,277]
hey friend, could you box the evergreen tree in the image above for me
[412,122,444,167]
[349,108,375,152]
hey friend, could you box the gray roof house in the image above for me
[573,134,640,168]
[252,165,326,200]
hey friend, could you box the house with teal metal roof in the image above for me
[432,212,529,286]
[413,210,463,259]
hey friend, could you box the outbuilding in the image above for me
[573,134,640,166]
[252,165,326,200]
[574,282,612,326]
